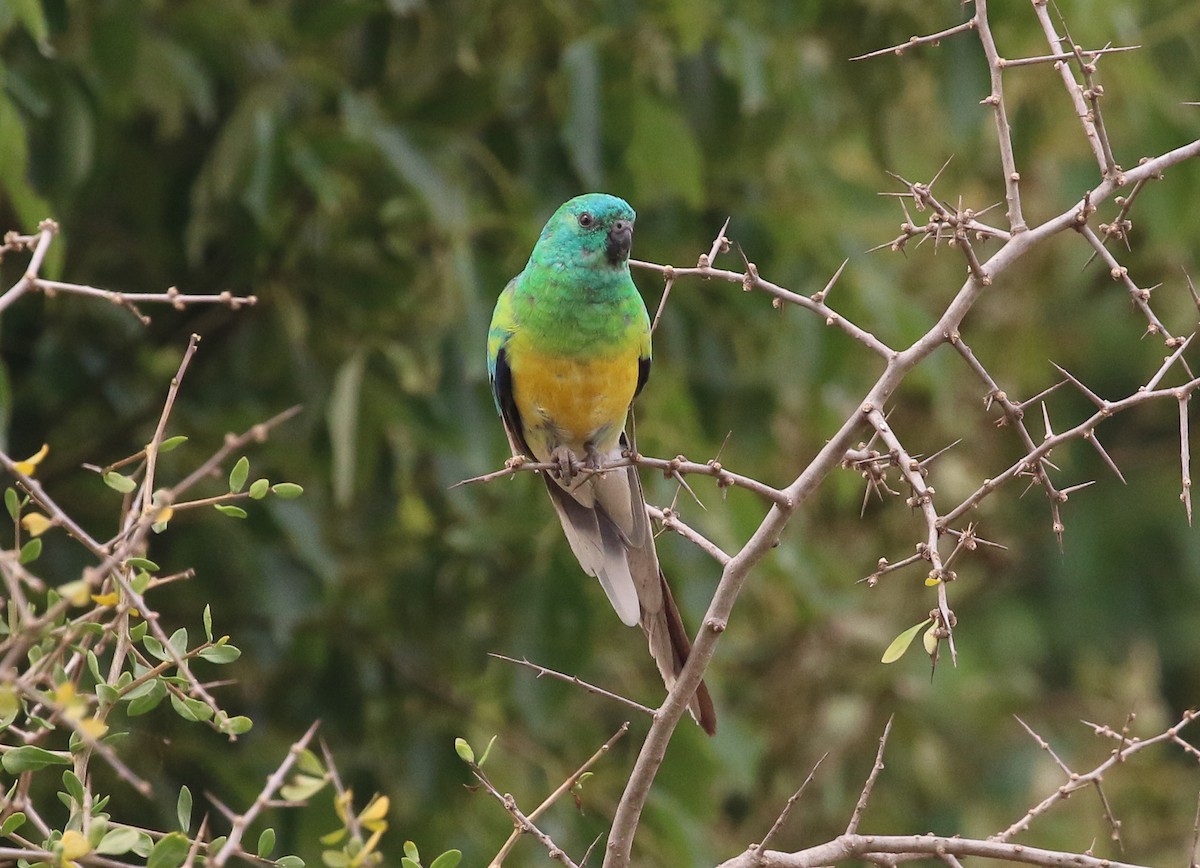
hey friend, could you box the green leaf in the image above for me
[0,811,26,836]
[143,635,170,662]
[279,771,326,802]
[249,478,270,499]
[18,538,41,564]
[126,557,159,572]
[401,860,421,868]
[229,456,250,493]
[176,785,192,832]
[203,604,213,643]
[96,826,141,856]
[146,831,190,868]
[126,680,167,716]
[170,693,214,722]
[62,770,85,806]
[477,734,498,767]
[295,748,324,778]
[881,619,933,664]
[219,714,253,735]
[275,857,305,868]
[403,841,420,861]
[86,649,103,683]
[2,745,71,773]
[96,683,120,706]
[157,435,188,453]
[453,737,474,764]
[323,851,351,868]
[214,504,248,519]
[257,827,276,858]
[168,627,188,657]
[4,487,19,520]
[132,570,153,594]
[103,471,138,494]
[271,482,304,499]
[429,851,463,868]
[199,644,241,664]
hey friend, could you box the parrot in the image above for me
[487,193,717,735]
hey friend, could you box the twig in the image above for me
[751,753,827,859]
[210,721,322,866]
[846,716,893,836]
[487,654,655,718]
[850,18,978,62]
[489,723,630,868]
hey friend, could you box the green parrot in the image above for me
[487,193,716,735]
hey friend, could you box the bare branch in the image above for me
[846,716,893,836]
[487,653,655,718]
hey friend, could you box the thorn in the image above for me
[1051,362,1106,409]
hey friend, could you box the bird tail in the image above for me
[542,466,718,735]
[641,568,718,736]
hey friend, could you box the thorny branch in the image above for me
[454,3,1200,866]
[717,711,1198,868]
[598,3,1200,865]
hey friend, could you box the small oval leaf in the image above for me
[103,471,138,494]
[881,618,933,664]
[229,456,250,493]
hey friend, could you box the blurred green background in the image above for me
[2,0,1199,864]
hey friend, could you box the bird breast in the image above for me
[508,340,639,459]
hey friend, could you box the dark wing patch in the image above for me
[493,346,534,457]
[635,355,651,399]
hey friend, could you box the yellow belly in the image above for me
[509,342,638,460]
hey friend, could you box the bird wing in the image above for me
[487,278,532,460]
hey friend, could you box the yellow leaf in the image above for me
[357,794,389,828]
[20,512,53,537]
[334,789,353,824]
[78,717,109,739]
[59,580,93,607]
[55,682,76,704]
[924,573,941,587]
[881,618,933,664]
[923,623,939,656]
[61,829,91,860]
[13,443,49,477]
[91,592,120,607]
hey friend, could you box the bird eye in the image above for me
[577,212,594,228]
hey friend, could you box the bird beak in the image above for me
[605,220,633,264]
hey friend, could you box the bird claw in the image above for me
[549,445,582,483]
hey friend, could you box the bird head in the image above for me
[530,193,637,271]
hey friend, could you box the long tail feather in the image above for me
[543,460,717,735]
[644,569,718,736]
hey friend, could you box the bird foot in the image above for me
[583,444,604,472]
[549,445,583,484]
